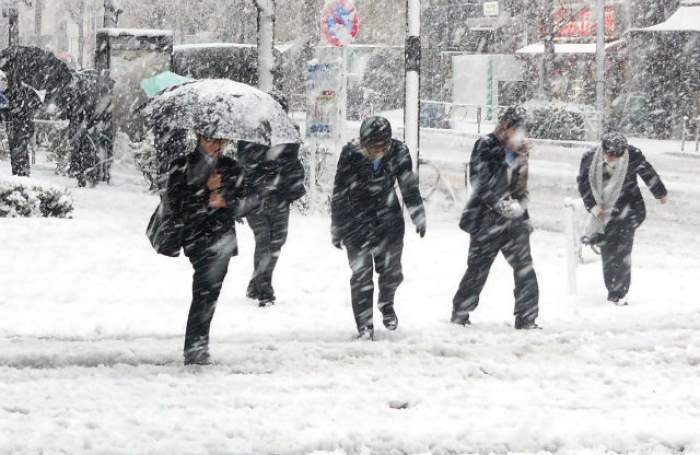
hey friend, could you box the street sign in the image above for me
[321,0,359,48]
[483,1,499,17]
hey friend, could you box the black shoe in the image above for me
[258,297,276,307]
[184,348,211,366]
[608,297,628,306]
[246,283,259,300]
[381,306,398,331]
[451,312,471,326]
[514,318,541,330]
[356,326,374,341]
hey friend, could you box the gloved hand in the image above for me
[494,198,525,219]
[416,221,426,238]
[331,227,343,249]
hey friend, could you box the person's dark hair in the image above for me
[499,106,527,129]
[601,132,628,157]
[360,116,392,147]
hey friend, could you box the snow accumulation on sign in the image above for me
[321,0,359,48]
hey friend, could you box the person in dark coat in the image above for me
[66,71,99,187]
[238,91,306,307]
[331,116,426,339]
[166,131,258,365]
[7,82,42,176]
[452,106,540,330]
[577,132,668,306]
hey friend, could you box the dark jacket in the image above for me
[166,150,248,258]
[331,139,425,247]
[459,134,530,235]
[577,146,667,228]
[238,140,306,204]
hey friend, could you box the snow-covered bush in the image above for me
[0,178,73,218]
[523,103,589,141]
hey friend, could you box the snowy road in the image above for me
[1,145,700,454]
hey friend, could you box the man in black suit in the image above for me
[452,107,540,329]
[577,132,668,306]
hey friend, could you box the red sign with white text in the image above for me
[552,6,616,38]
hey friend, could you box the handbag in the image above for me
[146,193,183,257]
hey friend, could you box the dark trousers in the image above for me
[345,237,404,331]
[184,247,232,355]
[9,120,34,176]
[601,221,636,301]
[246,198,291,300]
[452,221,539,323]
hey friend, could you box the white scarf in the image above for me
[583,145,629,238]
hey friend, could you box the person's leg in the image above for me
[451,231,502,324]
[260,200,291,301]
[374,237,404,329]
[184,247,231,363]
[9,120,32,176]
[346,242,375,334]
[602,223,635,303]
[246,209,272,301]
[501,222,540,327]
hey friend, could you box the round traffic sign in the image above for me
[321,0,359,48]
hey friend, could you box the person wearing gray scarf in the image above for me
[577,132,668,306]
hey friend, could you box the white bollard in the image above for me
[563,197,581,295]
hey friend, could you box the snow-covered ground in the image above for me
[1,140,700,454]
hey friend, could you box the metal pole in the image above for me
[405,0,421,174]
[255,0,276,93]
[339,45,348,154]
[681,116,688,152]
[595,0,605,138]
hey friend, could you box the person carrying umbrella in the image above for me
[577,132,668,306]
[239,91,306,307]
[331,116,427,340]
[0,46,72,176]
[166,128,259,365]
[146,79,300,364]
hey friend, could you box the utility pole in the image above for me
[255,0,276,92]
[595,0,605,137]
[405,0,421,174]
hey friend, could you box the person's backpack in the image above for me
[146,193,183,257]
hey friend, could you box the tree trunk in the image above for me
[540,0,554,100]
[78,0,86,68]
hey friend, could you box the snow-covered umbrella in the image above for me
[143,79,300,146]
[0,46,73,98]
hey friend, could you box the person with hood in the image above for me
[238,92,306,307]
[331,116,426,340]
[166,129,258,365]
[577,132,668,306]
[452,106,540,330]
